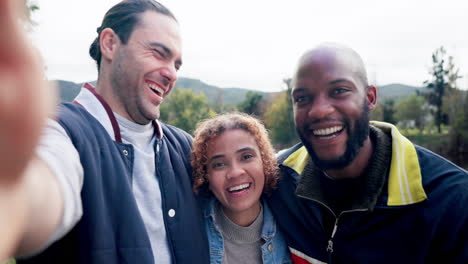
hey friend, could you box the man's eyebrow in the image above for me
[291,87,306,95]
[150,42,172,55]
[149,42,183,67]
[329,79,351,85]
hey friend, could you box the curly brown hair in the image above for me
[191,112,279,196]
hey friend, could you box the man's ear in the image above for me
[366,85,377,110]
[99,28,120,61]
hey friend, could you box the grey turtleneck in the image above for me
[214,202,264,264]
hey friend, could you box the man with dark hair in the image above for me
[2,0,209,263]
[267,43,468,263]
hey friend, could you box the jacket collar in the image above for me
[281,121,427,206]
[73,83,163,142]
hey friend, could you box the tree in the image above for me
[422,46,461,133]
[444,88,468,165]
[394,95,428,132]
[369,103,383,121]
[237,91,264,117]
[382,99,396,124]
[264,79,298,148]
[159,89,216,134]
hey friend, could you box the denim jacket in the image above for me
[204,198,292,264]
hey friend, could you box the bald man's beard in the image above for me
[297,103,370,170]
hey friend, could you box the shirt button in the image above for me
[168,209,176,217]
[268,243,273,252]
[122,150,129,156]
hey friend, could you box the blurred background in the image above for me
[25,0,468,169]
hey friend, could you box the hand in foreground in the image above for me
[0,0,56,259]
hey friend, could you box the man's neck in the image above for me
[325,137,374,180]
[94,78,134,124]
[94,78,115,108]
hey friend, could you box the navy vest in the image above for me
[19,103,209,263]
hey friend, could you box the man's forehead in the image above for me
[293,46,367,85]
[294,53,342,79]
[135,11,182,53]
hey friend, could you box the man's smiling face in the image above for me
[107,11,182,124]
[292,47,374,170]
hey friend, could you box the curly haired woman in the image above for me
[192,113,291,264]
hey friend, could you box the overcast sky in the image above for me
[31,0,468,92]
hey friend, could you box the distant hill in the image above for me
[53,78,421,104]
[55,80,81,102]
[377,83,421,101]
[174,77,274,104]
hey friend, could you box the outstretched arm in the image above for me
[0,0,62,259]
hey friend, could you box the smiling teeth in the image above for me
[148,83,165,96]
[228,183,250,192]
[313,126,343,136]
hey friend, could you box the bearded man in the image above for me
[267,43,468,264]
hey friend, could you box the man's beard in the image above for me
[297,103,370,170]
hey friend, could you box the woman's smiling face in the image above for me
[206,129,265,226]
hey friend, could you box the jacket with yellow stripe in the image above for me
[267,122,468,264]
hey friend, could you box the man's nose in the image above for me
[308,95,334,120]
[160,63,177,84]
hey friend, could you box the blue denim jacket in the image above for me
[204,198,292,264]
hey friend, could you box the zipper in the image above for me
[327,208,369,263]
[326,217,338,264]
[297,194,369,263]
[298,197,338,259]
[326,218,338,254]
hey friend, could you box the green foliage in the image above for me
[443,86,468,134]
[264,79,298,147]
[159,89,216,134]
[237,91,264,117]
[444,89,468,165]
[370,103,383,121]
[450,92,468,138]
[380,99,396,124]
[422,46,461,133]
[394,95,428,131]
[403,131,450,150]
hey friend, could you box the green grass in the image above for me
[398,127,468,169]
[404,133,450,148]
[0,259,15,264]
[399,125,450,136]
[398,125,451,152]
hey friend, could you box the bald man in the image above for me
[267,43,468,264]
